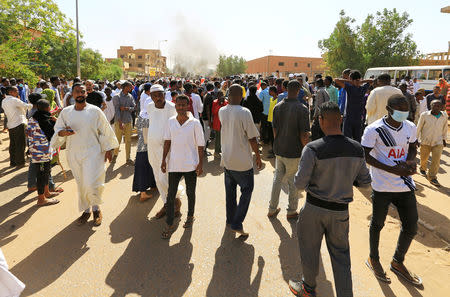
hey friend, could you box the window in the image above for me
[278,62,284,66]
[396,70,407,80]
[307,63,311,68]
[411,69,427,80]
[294,62,298,67]
[444,68,450,81]
[428,69,442,81]
[138,63,142,67]
[138,55,142,59]
[120,55,124,58]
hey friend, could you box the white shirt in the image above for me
[413,82,420,94]
[219,105,260,171]
[147,101,176,147]
[165,90,174,102]
[104,99,115,122]
[190,93,203,119]
[139,92,151,119]
[366,85,403,125]
[416,99,428,120]
[50,86,62,108]
[1,95,32,129]
[164,116,205,172]
[361,117,417,192]
[417,111,448,146]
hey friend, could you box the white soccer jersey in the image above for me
[361,117,417,192]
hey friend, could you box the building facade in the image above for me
[116,46,167,77]
[246,55,327,78]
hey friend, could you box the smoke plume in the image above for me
[169,13,219,76]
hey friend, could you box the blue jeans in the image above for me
[28,162,55,189]
[343,117,362,143]
[224,168,254,230]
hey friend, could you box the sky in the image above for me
[55,0,449,68]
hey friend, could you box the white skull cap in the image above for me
[150,84,164,92]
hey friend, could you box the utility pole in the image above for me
[76,0,81,78]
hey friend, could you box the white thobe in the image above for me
[51,104,119,212]
[147,101,176,203]
[0,249,24,297]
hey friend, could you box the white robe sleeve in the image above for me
[96,109,119,152]
[50,110,68,149]
[0,248,25,297]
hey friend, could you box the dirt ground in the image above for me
[0,123,449,297]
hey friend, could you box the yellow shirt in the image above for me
[268,97,277,122]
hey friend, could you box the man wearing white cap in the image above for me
[147,84,181,218]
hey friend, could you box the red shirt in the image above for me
[211,99,228,131]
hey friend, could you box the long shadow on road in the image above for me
[10,222,95,296]
[106,195,194,297]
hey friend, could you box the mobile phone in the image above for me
[66,129,74,133]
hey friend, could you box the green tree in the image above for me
[0,39,39,85]
[318,10,362,76]
[98,59,124,81]
[319,9,420,77]
[216,55,247,77]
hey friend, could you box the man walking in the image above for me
[362,94,422,286]
[147,84,181,219]
[268,80,310,220]
[112,81,135,164]
[219,84,262,236]
[289,102,371,297]
[417,99,448,186]
[51,83,119,226]
[160,94,205,238]
[1,86,32,167]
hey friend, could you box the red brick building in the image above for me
[246,55,327,78]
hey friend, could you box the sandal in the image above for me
[390,262,422,286]
[366,258,391,283]
[45,193,60,199]
[161,225,176,239]
[183,216,195,228]
[50,187,64,193]
[37,198,60,207]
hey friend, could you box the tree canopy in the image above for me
[216,55,247,77]
[0,0,122,82]
[319,9,420,77]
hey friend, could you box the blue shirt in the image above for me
[277,91,287,103]
[344,82,369,121]
[338,88,347,114]
[259,88,271,115]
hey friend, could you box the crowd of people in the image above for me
[0,70,449,297]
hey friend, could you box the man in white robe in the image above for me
[147,84,181,218]
[51,83,119,226]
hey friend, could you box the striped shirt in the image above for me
[361,117,417,192]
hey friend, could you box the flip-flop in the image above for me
[390,264,422,286]
[50,187,64,193]
[45,193,60,198]
[366,259,391,283]
[37,198,60,207]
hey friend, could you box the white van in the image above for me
[364,66,450,92]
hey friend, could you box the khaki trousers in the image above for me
[420,144,443,180]
[114,122,132,160]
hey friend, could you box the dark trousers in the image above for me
[260,114,273,144]
[369,190,418,263]
[343,118,362,143]
[298,202,352,297]
[166,171,197,226]
[28,162,55,189]
[36,162,51,195]
[8,124,26,166]
[224,168,254,230]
